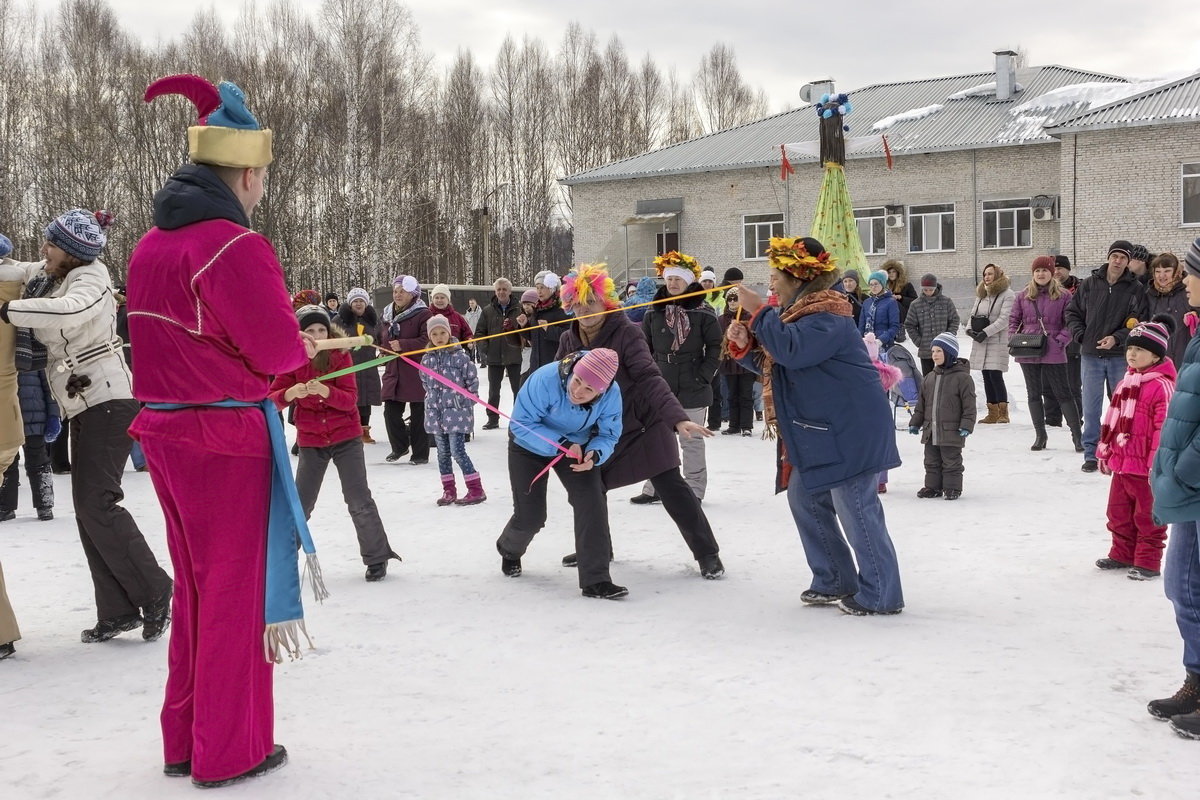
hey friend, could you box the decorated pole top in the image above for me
[814,92,853,166]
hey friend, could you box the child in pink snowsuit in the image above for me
[1096,316,1178,580]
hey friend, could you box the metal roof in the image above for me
[1046,71,1200,134]
[561,65,1128,186]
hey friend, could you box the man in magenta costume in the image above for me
[127,75,316,788]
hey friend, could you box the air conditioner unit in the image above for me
[1032,206,1057,222]
[885,213,905,228]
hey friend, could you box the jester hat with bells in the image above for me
[766,236,839,298]
[145,74,273,169]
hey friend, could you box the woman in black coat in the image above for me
[339,288,382,443]
[556,265,724,579]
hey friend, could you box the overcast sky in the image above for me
[104,0,1200,111]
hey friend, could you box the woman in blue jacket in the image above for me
[495,348,628,600]
[1149,239,1200,738]
[858,269,900,348]
[728,238,904,616]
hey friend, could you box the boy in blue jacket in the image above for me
[496,348,627,599]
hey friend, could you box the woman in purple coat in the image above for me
[555,265,724,579]
[1008,255,1082,452]
[378,275,433,464]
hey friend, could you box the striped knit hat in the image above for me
[46,209,113,263]
[931,332,959,361]
[1184,238,1200,279]
[574,348,619,393]
[1127,314,1176,359]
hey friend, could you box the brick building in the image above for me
[562,53,1200,300]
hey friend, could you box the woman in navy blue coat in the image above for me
[728,238,904,615]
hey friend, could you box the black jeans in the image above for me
[981,369,1007,404]
[486,363,521,424]
[71,400,171,619]
[1043,353,1082,424]
[1022,362,1081,434]
[383,400,429,460]
[724,372,756,431]
[497,441,612,588]
[707,375,723,428]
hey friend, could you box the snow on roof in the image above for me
[945,82,1025,100]
[1011,80,1163,118]
[872,104,944,132]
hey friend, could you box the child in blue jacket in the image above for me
[1,369,59,521]
[495,348,627,599]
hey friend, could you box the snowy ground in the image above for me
[5,338,1200,798]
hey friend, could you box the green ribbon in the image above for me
[316,354,396,381]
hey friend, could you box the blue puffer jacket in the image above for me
[17,369,59,437]
[744,294,901,493]
[1152,333,1200,522]
[511,356,623,464]
[858,292,900,347]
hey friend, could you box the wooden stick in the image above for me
[313,334,373,351]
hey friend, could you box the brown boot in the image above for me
[361,425,376,444]
[997,402,1010,423]
[979,403,999,424]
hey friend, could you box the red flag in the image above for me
[780,144,795,181]
[881,135,894,170]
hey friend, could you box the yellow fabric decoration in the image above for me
[189,126,274,168]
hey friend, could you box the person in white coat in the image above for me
[0,209,172,645]
[965,264,1015,423]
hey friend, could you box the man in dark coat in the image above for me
[474,277,522,429]
[1065,240,1149,472]
[557,264,724,579]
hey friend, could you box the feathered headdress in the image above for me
[561,263,621,311]
[144,74,273,168]
[765,236,838,282]
[653,251,702,283]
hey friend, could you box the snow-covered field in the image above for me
[5,343,1200,799]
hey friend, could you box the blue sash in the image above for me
[145,399,327,661]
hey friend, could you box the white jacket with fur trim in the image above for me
[0,259,132,418]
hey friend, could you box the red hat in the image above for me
[1031,255,1055,272]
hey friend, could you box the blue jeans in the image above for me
[1081,355,1128,461]
[1166,521,1200,673]
[435,432,475,476]
[130,439,146,470]
[786,469,904,612]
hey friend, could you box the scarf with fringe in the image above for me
[1096,366,1175,470]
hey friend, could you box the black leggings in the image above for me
[981,369,1008,403]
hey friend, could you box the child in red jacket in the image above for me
[1096,315,1179,580]
[270,306,400,582]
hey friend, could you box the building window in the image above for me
[982,199,1032,248]
[854,207,886,254]
[908,204,955,253]
[1184,164,1200,226]
[743,213,784,260]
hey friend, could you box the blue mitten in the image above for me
[959,428,970,438]
[907,426,920,435]
[44,415,62,443]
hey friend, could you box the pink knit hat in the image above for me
[573,348,619,393]
[521,289,539,304]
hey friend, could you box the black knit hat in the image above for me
[297,304,330,331]
[1053,255,1071,271]
[1127,314,1176,359]
[721,268,743,284]
[1129,244,1151,263]
[324,292,339,303]
[1108,240,1134,259]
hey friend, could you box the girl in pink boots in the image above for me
[1096,316,1178,580]
[270,306,400,581]
[421,314,486,506]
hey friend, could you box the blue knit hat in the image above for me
[868,270,888,288]
[45,209,113,263]
[932,332,960,361]
[0,234,11,258]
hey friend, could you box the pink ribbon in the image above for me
[403,355,577,488]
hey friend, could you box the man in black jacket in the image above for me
[1065,240,1148,472]
[474,277,523,429]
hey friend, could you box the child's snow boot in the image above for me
[437,474,457,506]
[456,473,487,505]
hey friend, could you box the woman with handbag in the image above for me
[1008,255,1083,452]
[966,264,1015,423]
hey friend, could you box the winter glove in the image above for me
[958,428,970,438]
[908,426,920,435]
[967,329,987,342]
[44,415,61,444]
[502,318,514,332]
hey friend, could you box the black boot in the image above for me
[32,467,53,520]
[142,581,174,642]
[1149,673,1200,719]
[1031,429,1047,451]
[192,745,287,788]
[1029,395,1048,450]
[81,613,143,643]
[582,581,628,599]
[698,554,725,579]
[1063,399,1084,453]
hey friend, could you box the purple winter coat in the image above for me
[1008,286,1072,365]
[379,300,433,402]
[557,312,688,489]
[420,341,478,434]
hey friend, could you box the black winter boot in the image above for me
[1031,426,1047,451]
[81,613,143,643]
[192,745,287,788]
[32,467,53,519]
[142,581,174,642]
[1148,673,1200,719]
[1171,711,1200,739]
[582,581,628,599]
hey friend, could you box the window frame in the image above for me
[907,203,956,254]
[981,198,1033,250]
[742,212,785,260]
[1183,163,1200,227]
[854,207,887,255]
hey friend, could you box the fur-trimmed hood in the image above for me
[882,258,908,289]
[976,273,1011,298]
